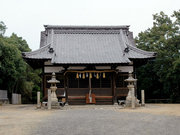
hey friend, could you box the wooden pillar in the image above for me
[89,76,92,102]
[133,61,138,98]
[113,73,117,105]
[64,74,68,105]
[42,66,45,99]
[63,65,69,105]
[89,76,91,91]
[43,74,46,99]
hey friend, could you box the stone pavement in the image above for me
[0,105,180,135]
[32,106,180,135]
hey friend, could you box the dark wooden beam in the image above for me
[112,72,117,104]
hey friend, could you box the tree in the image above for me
[136,10,180,102]
[0,38,24,92]
[8,33,31,52]
[0,21,41,103]
[0,21,7,36]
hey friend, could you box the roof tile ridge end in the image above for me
[117,29,128,55]
[23,44,51,55]
[127,44,156,55]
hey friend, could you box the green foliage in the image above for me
[136,10,180,102]
[0,22,41,103]
[0,21,7,36]
[8,33,31,52]
[0,38,23,91]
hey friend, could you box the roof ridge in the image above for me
[53,29,122,34]
[44,25,130,30]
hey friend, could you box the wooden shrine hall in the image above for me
[23,25,156,105]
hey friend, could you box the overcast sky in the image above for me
[1,0,180,51]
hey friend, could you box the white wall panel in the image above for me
[44,66,64,73]
[116,66,133,72]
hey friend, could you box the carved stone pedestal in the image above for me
[125,71,140,108]
[47,72,60,109]
[125,88,140,107]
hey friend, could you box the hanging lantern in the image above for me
[82,73,85,79]
[96,73,99,79]
[103,73,106,78]
[86,72,88,78]
[94,73,96,77]
[89,73,92,79]
[76,73,79,79]
[79,73,82,78]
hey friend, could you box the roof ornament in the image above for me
[49,47,54,53]
[124,47,129,53]
[126,31,129,36]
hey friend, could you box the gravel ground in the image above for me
[0,104,180,135]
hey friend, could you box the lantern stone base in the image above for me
[51,101,60,109]
[51,94,60,109]
[50,86,60,109]
[125,90,140,107]
[125,98,140,107]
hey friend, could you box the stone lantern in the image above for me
[47,72,60,107]
[125,71,139,108]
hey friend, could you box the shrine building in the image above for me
[23,25,156,105]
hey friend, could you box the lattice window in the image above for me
[101,73,111,88]
[68,73,78,88]
[115,73,128,88]
[79,78,89,88]
[92,73,111,88]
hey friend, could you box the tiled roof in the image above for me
[23,44,52,59]
[126,45,156,59]
[40,31,46,48]
[23,25,156,64]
